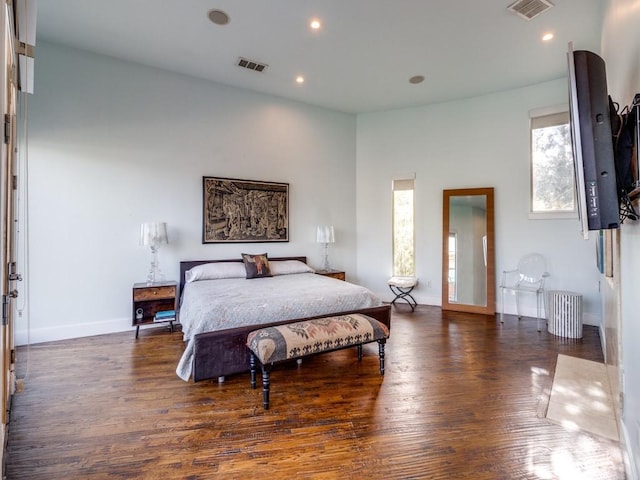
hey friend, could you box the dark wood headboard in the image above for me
[179,256,308,297]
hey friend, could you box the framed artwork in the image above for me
[596,230,604,274]
[202,176,289,243]
[604,228,613,278]
[596,229,614,278]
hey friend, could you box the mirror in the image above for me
[442,188,495,314]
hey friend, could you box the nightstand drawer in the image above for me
[133,285,176,301]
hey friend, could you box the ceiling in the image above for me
[34,0,604,114]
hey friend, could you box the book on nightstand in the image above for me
[154,310,176,323]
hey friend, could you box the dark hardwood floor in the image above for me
[4,306,625,479]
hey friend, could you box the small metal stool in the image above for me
[388,276,418,311]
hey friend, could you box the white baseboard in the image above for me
[14,304,600,345]
[381,292,602,327]
[500,306,600,327]
[381,293,441,308]
[412,294,441,307]
[621,420,640,480]
[15,317,147,346]
[582,311,600,326]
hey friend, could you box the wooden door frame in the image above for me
[1,0,18,429]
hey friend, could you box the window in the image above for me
[530,110,576,217]
[392,178,415,276]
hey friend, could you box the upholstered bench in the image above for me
[246,313,390,409]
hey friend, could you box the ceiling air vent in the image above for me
[236,57,268,73]
[507,0,553,20]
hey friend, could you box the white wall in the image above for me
[602,0,640,476]
[18,42,358,343]
[20,6,639,477]
[355,80,602,323]
[21,14,637,477]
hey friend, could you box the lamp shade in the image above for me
[140,222,168,247]
[316,225,335,244]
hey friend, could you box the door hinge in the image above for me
[4,113,10,144]
[10,349,15,364]
[16,42,35,59]
[9,261,22,282]
[12,175,17,190]
[2,295,8,326]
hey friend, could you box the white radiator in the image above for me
[547,290,583,339]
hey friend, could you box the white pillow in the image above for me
[269,260,315,276]
[185,262,246,283]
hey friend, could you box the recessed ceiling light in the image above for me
[208,9,230,26]
[310,19,321,30]
[296,76,305,84]
[409,75,425,85]
[542,32,554,41]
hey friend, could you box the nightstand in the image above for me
[315,270,346,281]
[132,281,178,338]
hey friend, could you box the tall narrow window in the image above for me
[530,110,576,217]
[392,178,415,276]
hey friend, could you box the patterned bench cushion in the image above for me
[247,313,390,365]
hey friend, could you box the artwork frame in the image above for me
[202,176,289,243]
[604,228,614,278]
[596,229,614,278]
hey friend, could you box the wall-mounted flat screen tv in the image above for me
[567,42,620,239]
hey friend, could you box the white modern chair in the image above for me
[499,253,549,331]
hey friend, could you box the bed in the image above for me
[176,256,391,382]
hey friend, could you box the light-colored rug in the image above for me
[546,354,619,441]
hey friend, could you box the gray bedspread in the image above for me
[176,272,383,380]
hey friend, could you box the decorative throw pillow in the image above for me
[241,253,272,279]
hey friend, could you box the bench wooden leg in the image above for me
[249,352,257,389]
[261,366,271,410]
[378,339,386,375]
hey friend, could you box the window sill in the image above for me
[528,211,578,220]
